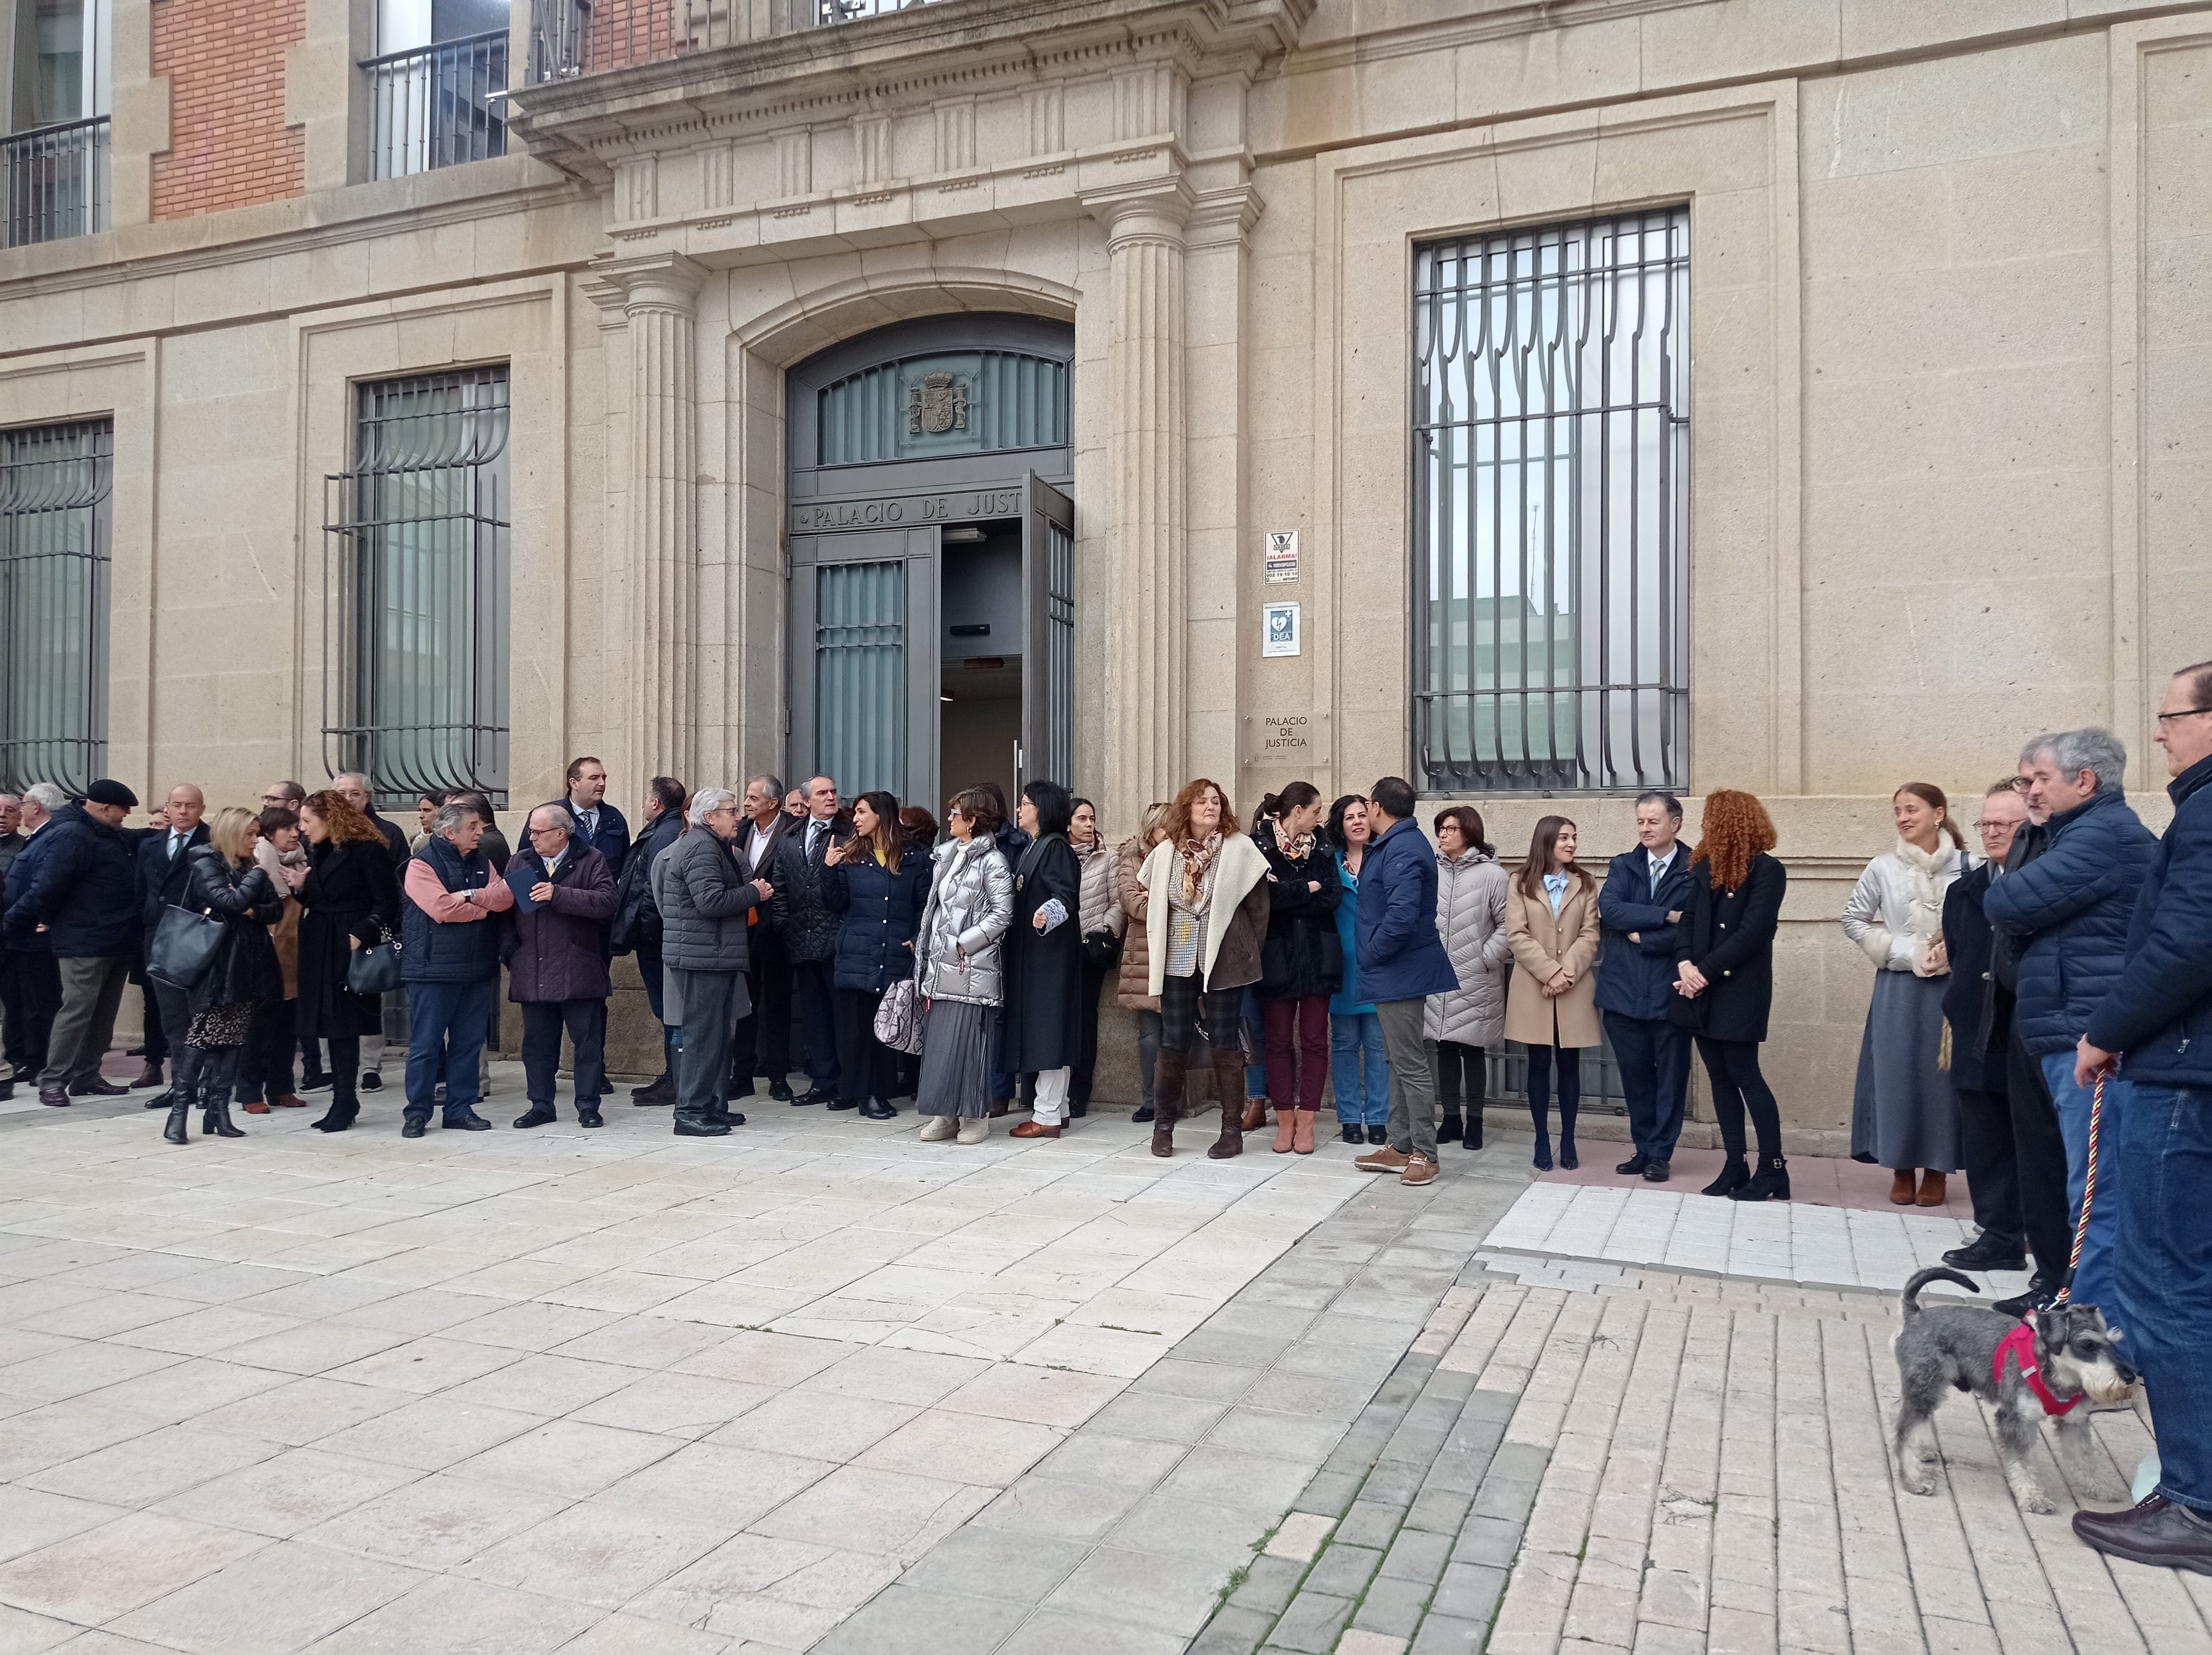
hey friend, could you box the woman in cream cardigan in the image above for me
[1841,782,1972,1206]
[1136,778,1271,1160]
[1504,816,1602,1171]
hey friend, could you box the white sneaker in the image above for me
[956,1117,989,1144]
[919,1115,957,1141]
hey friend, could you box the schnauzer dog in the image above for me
[1892,1267,2138,1515]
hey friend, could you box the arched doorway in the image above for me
[785,314,1074,816]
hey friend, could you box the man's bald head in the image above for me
[165,784,206,833]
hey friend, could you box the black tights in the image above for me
[1697,1037,1781,1160]
[1435,1040,1485,1116]
[1524,1043,1579,1147]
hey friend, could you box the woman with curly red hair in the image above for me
[1670,790,1789,1200]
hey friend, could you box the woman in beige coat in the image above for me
[1116,802,1171,1122]
[1504,815,1601,1170]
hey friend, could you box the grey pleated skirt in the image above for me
[917,1000,996,1118]
[1849,970,1960,1172]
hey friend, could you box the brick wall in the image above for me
[151,0,307,221]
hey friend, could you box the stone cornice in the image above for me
[507,0,1306,164]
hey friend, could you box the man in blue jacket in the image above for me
[1350,776,1459,1186]
[2070,663,2212,1572]
[1595,790,1698,1182]
[3,780,142,1108]
[1983,727,2156,1320]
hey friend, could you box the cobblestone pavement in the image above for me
[0,1069,1379,1652]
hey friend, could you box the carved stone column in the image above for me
[1095,190,1191,820]
[599,253,706,789]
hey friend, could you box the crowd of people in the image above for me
[0,657,2206,1565]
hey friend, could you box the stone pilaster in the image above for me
[1094,188,1191,822]
[597,253,706,790]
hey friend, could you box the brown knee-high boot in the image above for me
[1152,1048,1187,1158]
[1207,1047,1246,1160]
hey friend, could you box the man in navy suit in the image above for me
[1595,790,1698,1182]
[134,783,211,1101]
[562,758,630,879]
[560,757,630,1100]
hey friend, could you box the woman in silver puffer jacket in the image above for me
[914,787,1016,1143]
[1422,806,1512,1149]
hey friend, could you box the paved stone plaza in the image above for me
[0,1080,2196,1654]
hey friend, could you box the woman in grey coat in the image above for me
[1422,806,1512,1149]
[914,787,1016,1143]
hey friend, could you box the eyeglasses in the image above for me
[2157,707,2212,725]
[1971,820,2015,832]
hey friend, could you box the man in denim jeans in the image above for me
[2072,661,2212,1571]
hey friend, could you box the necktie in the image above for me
[1650,855,1662,896]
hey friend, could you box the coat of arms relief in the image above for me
[908,371,969,436]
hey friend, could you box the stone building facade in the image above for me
[1,0,2205,1137]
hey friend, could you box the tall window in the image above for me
[324,367,510,807]
[0,419,111,794]
[4,0,110,245]
[364,0,508,179]
[1413,210,1689,793]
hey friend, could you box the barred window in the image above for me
[324,366,510,808]
[1413,210,1689,793]
[0,419,111,794]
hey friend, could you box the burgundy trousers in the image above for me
[1263,993,1331,1112]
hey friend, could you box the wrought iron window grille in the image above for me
[1413,209,1691,795]
[323,367,511,810]
[0,420,112,797]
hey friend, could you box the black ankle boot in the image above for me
[1437,1110,1462,1145]
[1731,1154,1790,1202]
[1465,1108,1483,1150]
[1530,1105,1552,1171]
[202,1090,244,1139]
[1701,1156,1750,1198]
[162,1100,190,1144]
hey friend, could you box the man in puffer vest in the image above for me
[1983,727,2156,1321]
[399,799,514,1137]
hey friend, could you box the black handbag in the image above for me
[147,904,225,990]
[348,935,403,995]
[1081,928,1124,971]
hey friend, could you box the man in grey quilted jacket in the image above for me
[650,789,770,1138]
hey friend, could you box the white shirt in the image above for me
[571,803,598,840]
[745,819,777,873]
[1645,844,1678,889]
[168,828,190,858]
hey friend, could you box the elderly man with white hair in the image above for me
[650,788,771,1138]
[1984,727,2158,1319]
[501,803,618,1130]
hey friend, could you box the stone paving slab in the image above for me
[0,1066,1396,1652]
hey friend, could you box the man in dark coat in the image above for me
[1984,726,2157,1319]
[133,784,211,1100]
[2071,660,2212,1572]
[335,771,411,1095]
[0,784,65,1101]
[609,777,687,1104]
[6,779,142,1107]
[1351,776,1459,1179]
[1594,790,1699,1183]
[501,804,618,1129]
[731,774,796,1102]
[561,757,630,879]
[654,789,770,1137]
[399,798,514,1136]
[774,774,850,1105]
[1936,782,2031,1274]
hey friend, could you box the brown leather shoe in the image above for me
[1889,1170,1917,1205]
[129,1061,164,1090]
[272,1094,305,1109]
[1009,1121,1061,1139]
[1207,1049,1246,1159]
[1915,1171,1947,1208]
[1293,1111,1317,1155]
[242,1099,271,1115]
[1400,1156,1438,1186]
[1152,1048,1187,1158]
[70,1076,128,1097]
[1274,1112,1297,1154]
[1355,1145,1411,1174]
[2074,1496,2212,1575]
[1243,1096,1269,1132]
[38,1085,69,1108]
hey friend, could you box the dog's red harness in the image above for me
[1994,1320,2081,1417]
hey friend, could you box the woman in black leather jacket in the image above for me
[165,806,283,1145]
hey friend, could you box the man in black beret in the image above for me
[3,780,142,1107]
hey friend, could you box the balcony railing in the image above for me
[526,0,947,83]
[2,116,109,248]
[364,30,509,180]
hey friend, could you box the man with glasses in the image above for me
[502,804,618,1130]
[2072,662,2212,1571]
[263,782,306,810]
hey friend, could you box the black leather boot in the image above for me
[202,1082,245,1139]
[1700,1156,1751,1198]
[1151,1049,1186,1158]
[1731,1154,1790,1202]
[312,1074,360,1133]
[162,1099,191,1145]
[1437,1109,1462,1145]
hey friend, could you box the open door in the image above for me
[788,524,940,808]
[1019,472,1075,790]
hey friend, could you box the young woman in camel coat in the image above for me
[1504,815,1602,1172]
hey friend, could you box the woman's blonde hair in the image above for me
[207,805,258,866]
